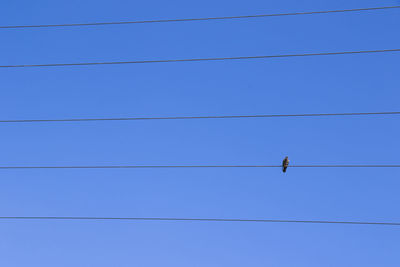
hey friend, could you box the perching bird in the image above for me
[282,157,289,173]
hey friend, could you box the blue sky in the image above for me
[0,0,399,266]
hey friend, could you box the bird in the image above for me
[282,157,289,173]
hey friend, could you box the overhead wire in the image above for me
[0,165,399,169]
[0,6,398,230]
[0,111,399,123]
[0,6,399,29]
[0,216,399,226]
[1,49,399,68]
[1,5,399,233]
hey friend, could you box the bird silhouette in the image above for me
[282,157,289,173]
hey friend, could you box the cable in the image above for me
[1,49,399,68]
[1,111,399,123]
[0,216,399,226]
[1,6,399,29]
[0,165,399,169]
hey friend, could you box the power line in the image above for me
[1,49,399,68]
[0,216,399,226]
[1,6,399,29]
[0,165,399,169]
[1,111,399,123]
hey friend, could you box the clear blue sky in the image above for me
[0,0,399,266]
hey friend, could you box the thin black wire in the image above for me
[1,49,399,68]
[0,165,399,169]
[1,6,399,29]
[0,216,399,226]
[1,111,399,123]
